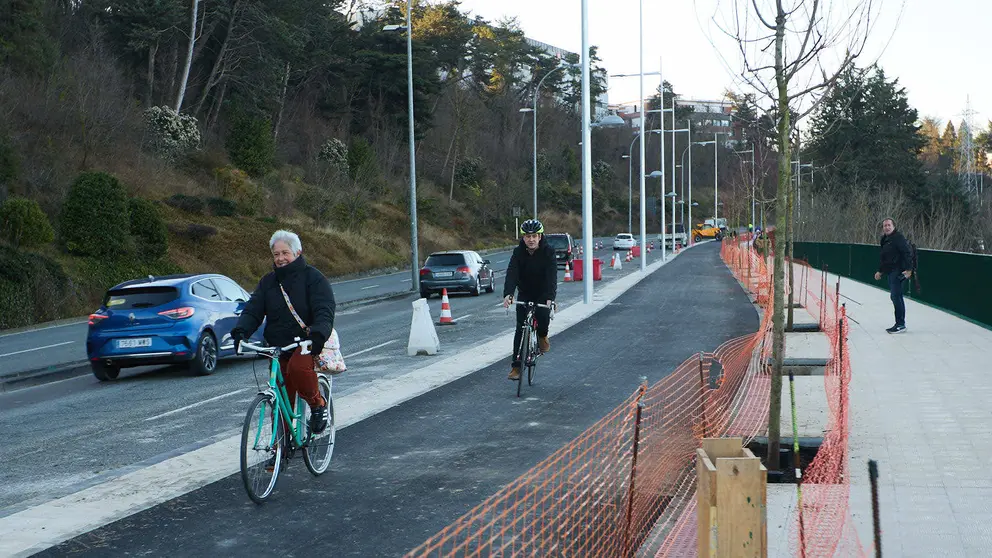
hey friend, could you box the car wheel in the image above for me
[694,235,702,243]
[420,289,431,299]
[91,361,120,381]
[486,275,495,293]
[190,331,218,376]
[471,277,481,297]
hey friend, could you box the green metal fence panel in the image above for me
[793,242,992,329]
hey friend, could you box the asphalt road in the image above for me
[0,245,529,380]
[12,243,758,557]
[0,239,653,514]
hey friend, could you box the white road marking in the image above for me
[360,284,380,290]
[0,341,74,358]
[0,321,88,338]
[337,309,360,316]
[454,314,473,321]
[343,340,399,359]
[144,389,248,422]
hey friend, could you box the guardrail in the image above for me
[792,241,992,330]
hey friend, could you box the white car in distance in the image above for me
[613,233,636,250]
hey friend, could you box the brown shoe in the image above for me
[539,336,550,353]
[508,367,521,380]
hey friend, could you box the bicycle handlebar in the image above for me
[513,301,554,310]
[237,338,312,357]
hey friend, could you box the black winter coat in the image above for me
[878,230,912,274]
[235,255,336,348]
[502,238,558,302]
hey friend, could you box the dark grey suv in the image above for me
[544,233,574,269]
[419,250,495,298]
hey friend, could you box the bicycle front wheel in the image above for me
[516,326,531,397]
[240,393,283,504]
[527,326,538,386]
[304,375,336,476]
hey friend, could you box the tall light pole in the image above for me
[580,0,593,303]
[637,0,647,271]
[624,129,661,234]
[692,138,716,229]
[522,63,572,219]
[734,145,756,228]
[383,3,418,292]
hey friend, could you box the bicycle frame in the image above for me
[261,356,307,449]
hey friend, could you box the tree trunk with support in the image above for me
[146,42,159,108]
[273,61,291,142]
[767,7,791,470]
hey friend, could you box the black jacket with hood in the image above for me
[878,230,912,274]
[234,255,336,349]
[502,237,558,302]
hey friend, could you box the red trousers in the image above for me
[278,348,326,410]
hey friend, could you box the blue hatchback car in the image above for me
[86,273,265,381]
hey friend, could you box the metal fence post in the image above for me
[623,379,647,558]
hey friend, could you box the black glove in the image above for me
[230,328,247,351]
[308,331,327,355]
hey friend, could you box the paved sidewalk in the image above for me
[769,271,992,557]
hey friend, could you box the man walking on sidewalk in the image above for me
[874,218,913,333]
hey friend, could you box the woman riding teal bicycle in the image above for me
[231,229,334,435]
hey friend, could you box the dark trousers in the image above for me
[511,303,551,367]
[278,348,326,410]
[887,271,907,327]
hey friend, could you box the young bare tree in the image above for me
[710,0,886,467]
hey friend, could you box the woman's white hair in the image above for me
[269,229,302,254]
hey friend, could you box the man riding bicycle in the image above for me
[502,219,557,380]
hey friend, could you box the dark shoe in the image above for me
[539,336,550,353]
[309,405,328,434]
[886,324,906,334]
[508,367,521,380]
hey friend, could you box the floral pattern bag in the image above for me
[278,283,347,374]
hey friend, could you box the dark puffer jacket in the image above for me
[502,238,558,302]
[234,255,336,348]
[878,230,912,274]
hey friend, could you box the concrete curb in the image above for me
[0,243,691,558]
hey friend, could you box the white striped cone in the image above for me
[563,262,573,282]
[437,288,455,325]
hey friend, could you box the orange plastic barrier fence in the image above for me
[407,234,862,558]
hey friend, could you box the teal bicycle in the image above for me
[237,338,335,504]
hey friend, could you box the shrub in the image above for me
[0,245,75,329]
[0,197,54,248]
[59,171,131,257]
[347,137,382,188]
[144,106,201,161]
[454,156,485,187]
[317,138,349,173]
[128,198,168,260]
[215,166,264,216]
[295,184,333,224]
[226,113,275,177]
[593,160,616,186]
[164,193,204,214]
[167,223,218,242]
[207,197,237,217]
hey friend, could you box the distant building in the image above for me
[679,99,741,144]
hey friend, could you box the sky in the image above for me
[455,0,991,132]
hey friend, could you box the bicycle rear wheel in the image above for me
[516,326,530,398]
[304,375,336,476]
[240,393,284,504]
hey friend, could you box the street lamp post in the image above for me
[624,130,661,234]
[580,0,593,303]
[382,3,418,292]
[691,138,716,232]
[521,63,572,219]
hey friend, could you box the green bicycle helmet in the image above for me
[520,218,544,235]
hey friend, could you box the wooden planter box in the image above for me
[697,437,768,558]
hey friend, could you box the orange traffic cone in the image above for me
[647,244,652,253]
[437,288,456,325]
[563,262,573,282]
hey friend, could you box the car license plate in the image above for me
[434,271,453,277]
[118,338,152,349]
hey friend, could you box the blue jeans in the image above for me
[887,271,907,327]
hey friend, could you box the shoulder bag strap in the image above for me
[278,283,310,333]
